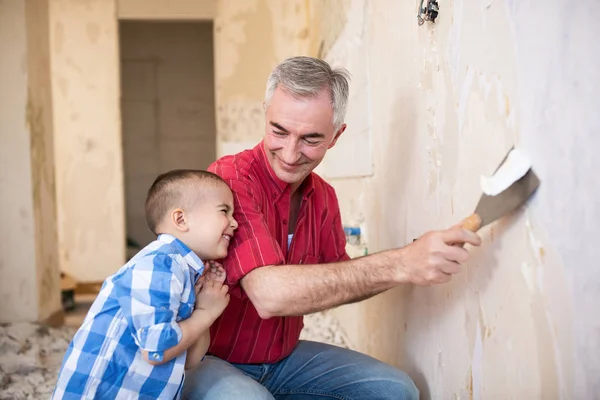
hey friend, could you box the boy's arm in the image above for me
[115,254,216,365]
[142,310,214,366]
[184,330,210,370]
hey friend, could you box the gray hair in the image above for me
[264,56,351,131]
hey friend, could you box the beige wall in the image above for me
[0,0,61,322]
[320,0,598,398]
[120,21,216,248]
[50,0,125,282]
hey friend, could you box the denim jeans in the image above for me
[182,340,419,400]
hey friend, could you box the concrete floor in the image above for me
[0,293,350,399]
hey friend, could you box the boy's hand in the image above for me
[195,279,229,319]
[204,261,226,283]
[194,261,226,296]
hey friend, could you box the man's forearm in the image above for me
[242,250,404,318]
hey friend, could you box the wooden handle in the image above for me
[461,214,482,232]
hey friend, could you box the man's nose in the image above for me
[280,142,301,164]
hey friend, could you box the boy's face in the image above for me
[185,182,237,260]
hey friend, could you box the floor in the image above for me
[0,293,351,399]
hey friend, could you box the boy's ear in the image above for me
[171,209,189,232]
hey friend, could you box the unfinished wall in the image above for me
[318,0,598,398]
[0,0,61,322]
[120,21,216,248]
[50,0,125,282]
[214,0,318,156]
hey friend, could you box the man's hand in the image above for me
[396,224,482,285]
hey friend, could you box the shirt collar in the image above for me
[253,140,316,201]
[157,233,205,275]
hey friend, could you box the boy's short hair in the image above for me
[145,169,226,235]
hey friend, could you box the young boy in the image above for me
[53,169,238,399]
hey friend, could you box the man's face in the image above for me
[263,87,346,188]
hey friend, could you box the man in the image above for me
[183,56,481,400]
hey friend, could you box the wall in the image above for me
[0,0,61,322]
[120,21,216,248]
[50,0,125,282]
[214,0,318,156]
[318,0,598,398]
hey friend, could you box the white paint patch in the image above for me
[472,320,484,400]
[457,66,475,134]
[545,306,567,400]
[447,0,464,85]
[521,262,535,292]
[480,148,532,196]
[525,216,545,293]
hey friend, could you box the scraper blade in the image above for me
[462,148,541,232]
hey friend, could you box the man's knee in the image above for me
[195,374,272,400]
[359,359,419,400]
[182,357,274,400]
[378,369,420,400]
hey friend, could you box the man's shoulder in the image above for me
[309,172,338,197]
[209,148,258,182]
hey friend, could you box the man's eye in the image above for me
[273,131,286,136]
[304,138,319,145]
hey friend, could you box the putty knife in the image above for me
[462,147,540,232]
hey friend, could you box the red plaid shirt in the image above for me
[207,141,349,364]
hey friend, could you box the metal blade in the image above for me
[475,168,540,228]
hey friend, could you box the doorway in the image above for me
[119,21,216,255]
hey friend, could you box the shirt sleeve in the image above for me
[210,163,285,298]
[113,253,185,362]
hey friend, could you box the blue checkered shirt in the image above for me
[53,234,204,399]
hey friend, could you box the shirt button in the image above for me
[283,219,287,225]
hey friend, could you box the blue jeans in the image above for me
[182,340,419,399]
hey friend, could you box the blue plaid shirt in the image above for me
[53,234,204,399]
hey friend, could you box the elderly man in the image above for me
[183,56,481,400]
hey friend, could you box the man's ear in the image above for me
[170,209,189,232]
[328,124,347,149]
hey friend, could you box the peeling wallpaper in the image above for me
[319,0,598,398]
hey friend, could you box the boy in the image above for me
[53,169,238,399]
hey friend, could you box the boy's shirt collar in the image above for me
[157,233,205,277]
